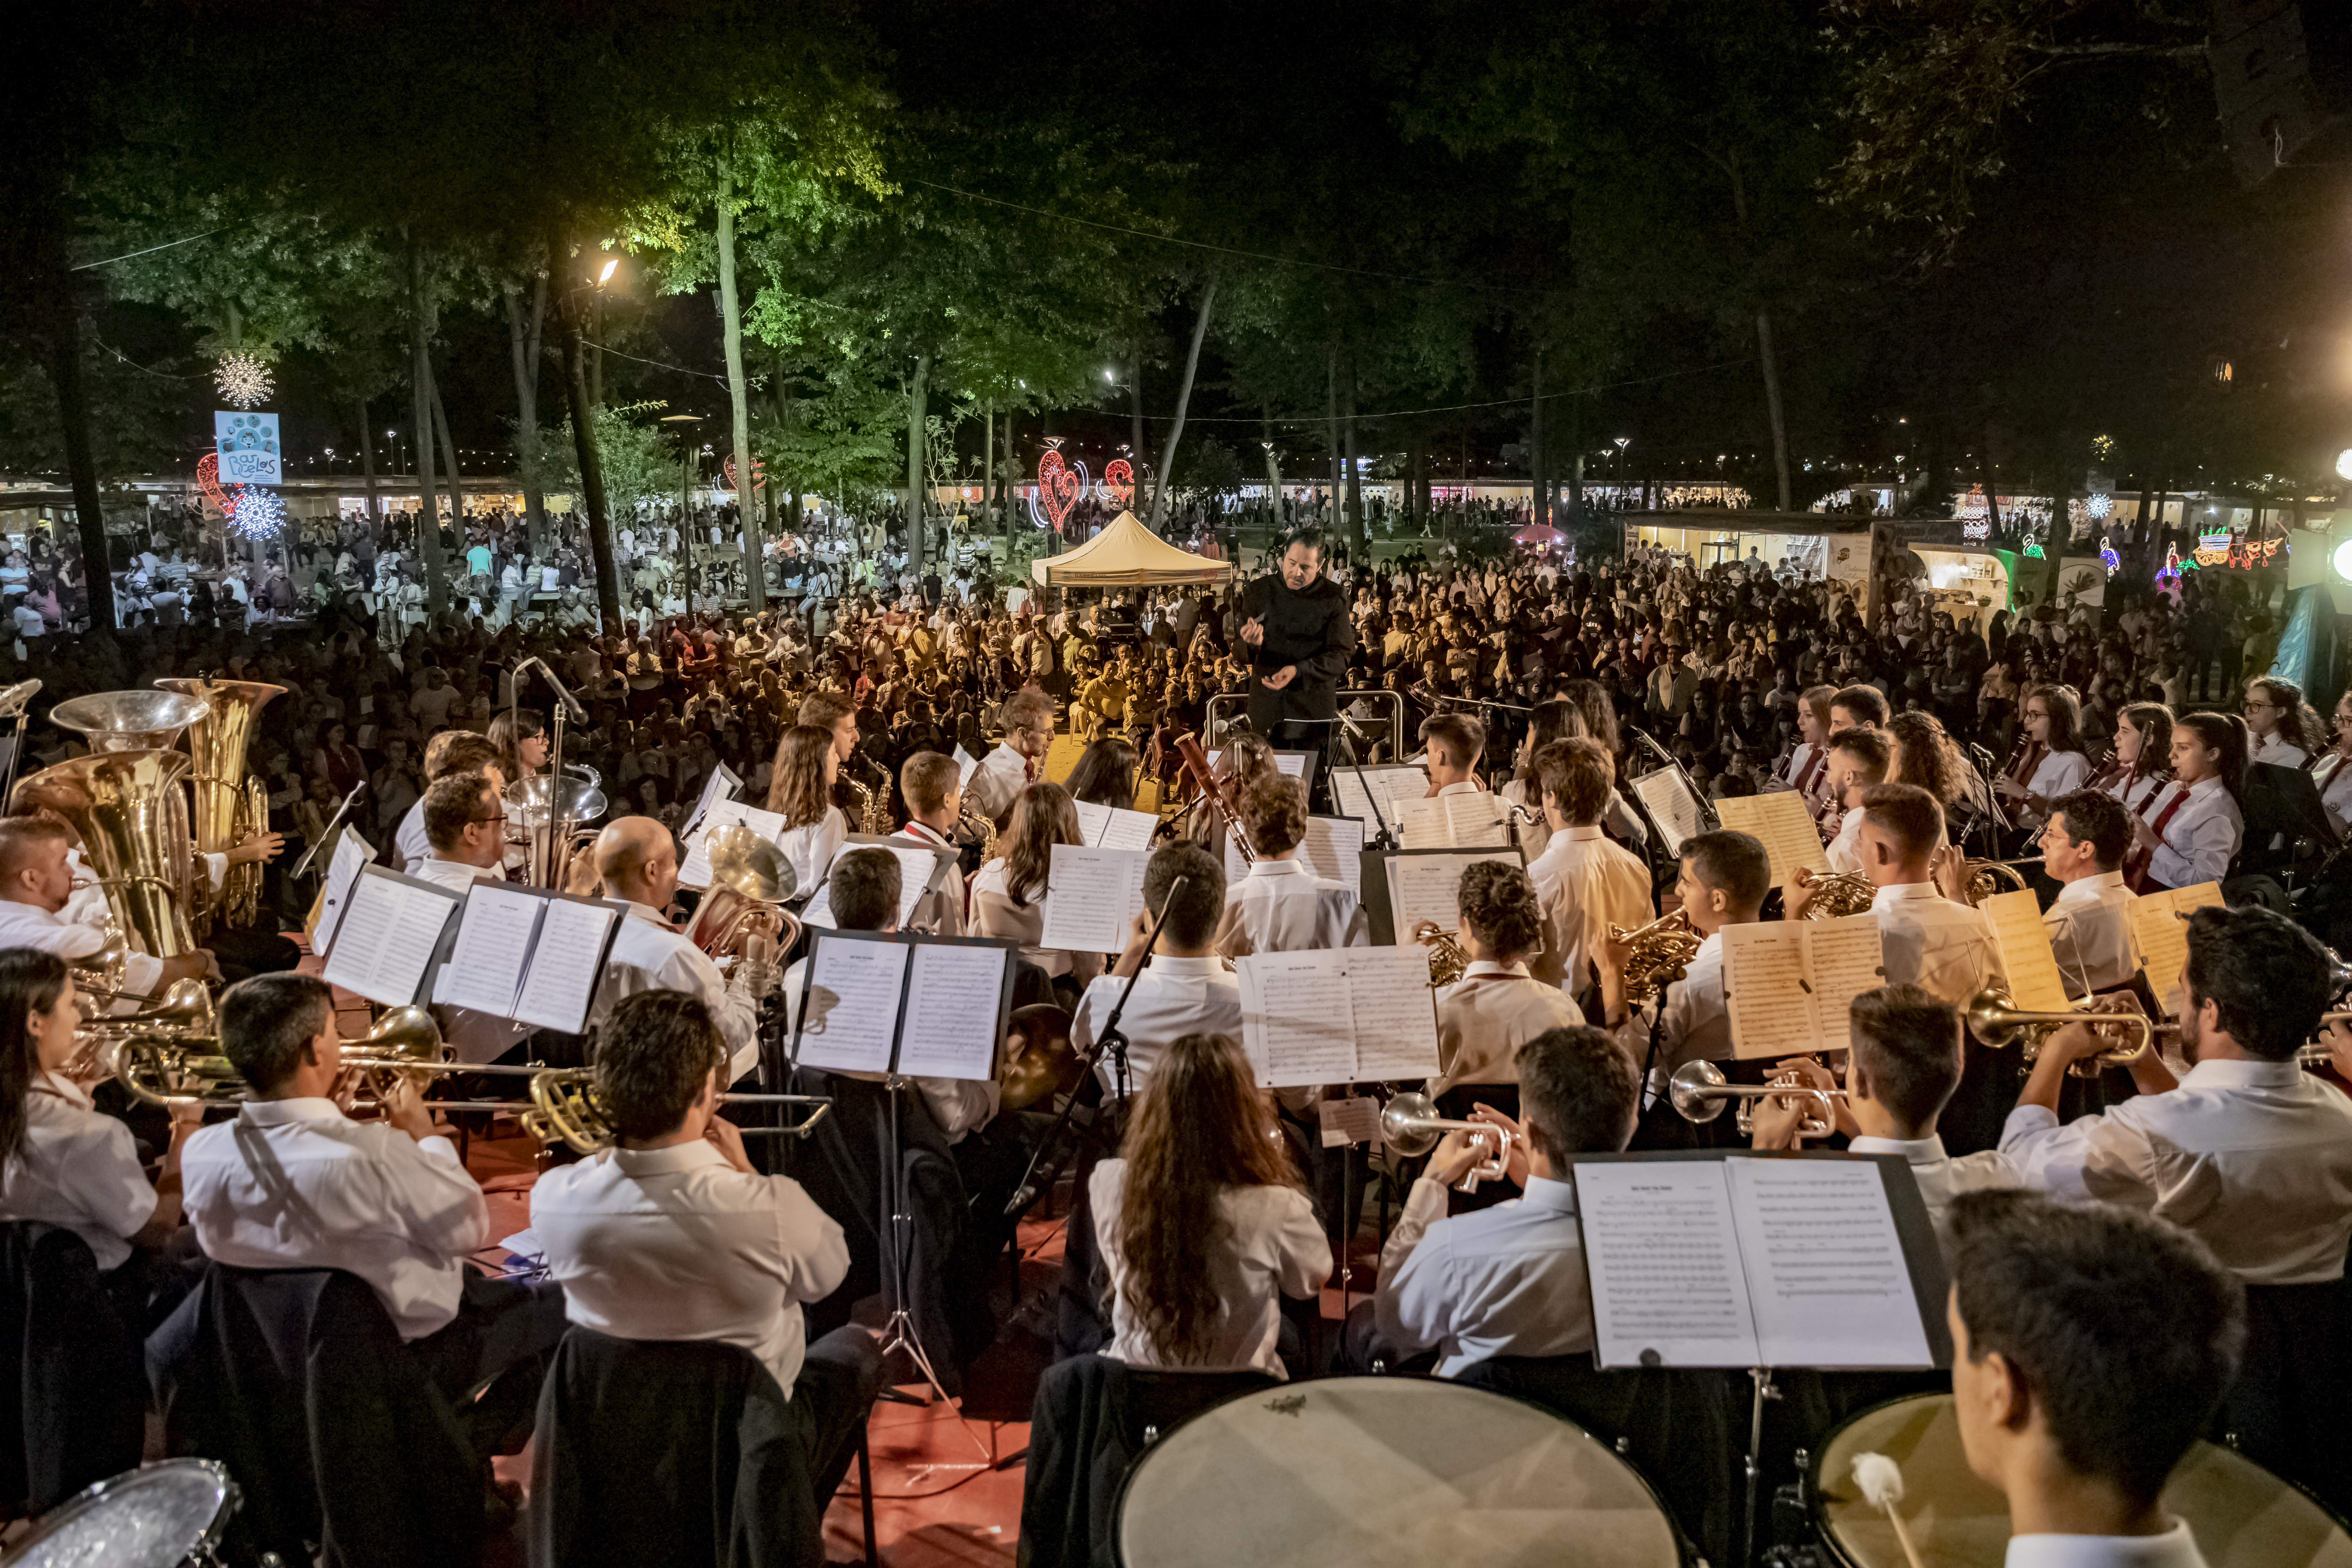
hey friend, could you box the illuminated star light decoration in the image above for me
[226,485,284,542]
[213,352,273,410]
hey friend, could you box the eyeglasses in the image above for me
[2245,700,2278,712]
[471,814,508,826]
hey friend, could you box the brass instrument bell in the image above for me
[1378,1091,1515,1192]
[47,690,210,754]
[1963,982,2150,1075]
[1668,1059,1839,1140]
[1411,920,1469,987]
[1000,1003,1082,1111]
[1796,870,1876,921]
[1610,908,1703,1005]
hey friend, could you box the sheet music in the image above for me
[314,832,373,957]
[792,937,911,1073]
[1577,1161,1760,1368]
[1727,1158,1933,1368]
[680,763,742,839]
[1981,889,2071,1011]
[1038,844,1149,953]
[432,885,545,1015]
[676,798,791,889]
[1330,764,1428,831]
[1723,922,1825,1059]
[802,841,937,931]
[953,744,981,786]
[1211,748,1311,783]
[1805,913,1890,1034]
[1345,948,1443,1079]
[511,899,618,1034]
[1074,799,1158,852]
[2130,881,2222,1013]
[1302,817,1365,894]
[1236,950,1359,1087]
[1630,767,1706,858]
[1397,791,1512,850]
[1714,792,1830,884]
[320,873,458,1007]
[1383,850,1522,944]
[896,943,1007,1082]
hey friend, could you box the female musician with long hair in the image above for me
[486,707,548,784]
[971,781,1101,996]
[1503,699,1590,860]
[1887,710,1967,814]
[1063,736,1140,812]
[2312,690,2352,836]
[2244,676,2323,768]
[2100,703,2173,811]
[2128,711,2247,891]
[0,950,199,1327]
[1994,684,2092,831]
[764,723,847,901]
[1778,685,1837,806]
[1091,1031,1328,1376]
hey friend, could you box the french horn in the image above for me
[1795,870,1876,921]
[1610,908,1703,1005]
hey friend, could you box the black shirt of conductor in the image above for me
[1239,528,1354,742]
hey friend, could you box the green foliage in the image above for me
[0,345,190,483]
[543,404,676,518]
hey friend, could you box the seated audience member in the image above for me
[1088,1031,1329,1379]
[528,991,878,1507]
[1214,774,1367,957]
[1426,861,1580,1114]
[1947,1189,2245,1566]
[1348,1026,1637,1373]
[1072,843,1237,1098]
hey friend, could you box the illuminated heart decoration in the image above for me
[1103,457,1134,509]
[1037,451,1080,530]
[196,453,230,514]
[723,454,766,493]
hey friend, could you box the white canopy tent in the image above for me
[1028,510,1235,588]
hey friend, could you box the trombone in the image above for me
[519,1068,831,1155]
[1377,1091,1516,1193]
[1963,983,2152,1076]
[1668,1059,1842,1141]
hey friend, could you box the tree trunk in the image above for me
[41,310,116,637]
[1149,278,1218,531]
[503,275,547,561]
[1324,348,1340,537]
[906,351,931,573]
[356,397,380,524]
[1003,408,1017,547]
[1568,393,1584,532]
[715,161,765,611]
[1343,363,1364,561]
[1129,341,1145,484]
[428,368,466,545]
[1260,409,1281,540]
[982,398,995,538]
[549,232,620,633]
[1979,438,2003,539]
[1757,310,1792,512]
[405,241,449,618]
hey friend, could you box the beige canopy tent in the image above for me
[1028,510,1236,588]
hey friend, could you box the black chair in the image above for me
[1452,1353,1741,1568]
[146,1265,481,1568]
[0,1221,145,1518]
[527,1328,876,1568]
[2218,1276,2352,1519]
[1018,1353,1277,1568]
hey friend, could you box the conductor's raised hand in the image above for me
[1260,665,1297,691]
[1240,614,1265,647]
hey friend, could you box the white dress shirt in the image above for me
[594,902,760,1084]
[2022,748,2092,821]
[1870,881,2000,1008]
[889,822,965,937]
[1090,1158,1328,1378]
[0,897,164,1001]
[2102,771,2169,816]
[391,797,429,872]
[409,855,501,896]
[1071,954,1242,1096]
[967,742,1030,824]
[529,1139,848,1399]
[1848,1133,2020,1257]
[2004,1522,2206,1568]
[1430,960,1583,1096]
[1526,825,1652,996]
[0,1074,156,1270]
[777,807,847,907]
[1214,858,1368,957]
[1374,1173,1593,1376]
[2142,776,2242,890]
[2001,1058,2352,1285]
[1610,931,1731,1098]
[1825,806,1866,875]
[2250,732,2308,769]
[2312,752,2352,836]
[2043,871,2143,997]
[181,1098,486,1340]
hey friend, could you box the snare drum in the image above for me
[1814,1393,2352,1568]
[1114,1375,1680,1568]
[0,1460,239,1568]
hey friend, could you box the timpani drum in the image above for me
[1813,1394,2352,1568]
[0,1460,240,1567]
[1113,1375,1681,1568]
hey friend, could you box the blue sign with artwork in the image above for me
[214,411,282,486]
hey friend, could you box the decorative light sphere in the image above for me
[2086,492,2112,518]
[2336,448,2352,483]
[213,352,273,409]
[227,486,284,541]
[2332,538,2352,585]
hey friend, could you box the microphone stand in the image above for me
[289,779,370,880]
[1627,724,1721,835]
[1003,875,1189,1219]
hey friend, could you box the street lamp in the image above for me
[2336,447,2352,482]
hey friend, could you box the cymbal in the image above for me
[706,824,797,903]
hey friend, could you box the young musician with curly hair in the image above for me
[1090,1031,1328,1377]
[1213,774,1366,957]
[1427,862,1581,1114]
[2244,675,2322,768]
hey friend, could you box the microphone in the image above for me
[518,657,588,722]
[1626,725,1674,768]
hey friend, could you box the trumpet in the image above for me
[1411,920,1469,987]
[1963,983,2151,1075]
[1668,1059,1840,1140]
[1609,908,1702,1005]
[519,1067,831,1155]
[1795,869,1876,921]
[1377,1091,1515,1193]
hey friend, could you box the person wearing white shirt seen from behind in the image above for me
[1341,1025,1636,1375]
[586,817,763,1087]
[1419,712,1488,796]
[1213,773,1367,958]
[178,974,568,1432]
[1946,1189,2243,1568]
[1072,842,1239,1100]
[1522,737,1651,1000]
[528,991,878,1523]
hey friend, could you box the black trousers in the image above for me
[412,1270,572,1458]
[792,1325,886,1505]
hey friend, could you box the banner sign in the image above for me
[215,411,282,486]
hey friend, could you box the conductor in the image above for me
[1239,527,1355,772]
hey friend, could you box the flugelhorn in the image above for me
[1377,1091,1514,1193]
[1963,857,2036,905]
[519,1068,831,1155]
[1668,1059,1840,1140]
[1963,983,2151,1075]
[1610,908,1702,1004]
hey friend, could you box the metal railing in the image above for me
[1203,688,1407,759]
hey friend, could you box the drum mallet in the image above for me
[1852,1451,1927,1568]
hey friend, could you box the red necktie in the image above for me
[1795,748,1826,794]
[2126,784,2194,892]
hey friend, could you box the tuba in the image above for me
[687,824,802,999]
[47,690,209,755]
[15,749,198,957]
[505,771,607,890]
[155,677,286,933]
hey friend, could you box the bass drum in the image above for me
[1115,1375,1680,1568]
[1813,1393,2352,1567]
[0,1459,239,1567]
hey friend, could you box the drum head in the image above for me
[1815,1394,2352,1568]
[1115,1376,1679,1568]
[1,1460,235,1568]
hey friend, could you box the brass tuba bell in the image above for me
[155,676,285,932]
[15,749,200,958]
